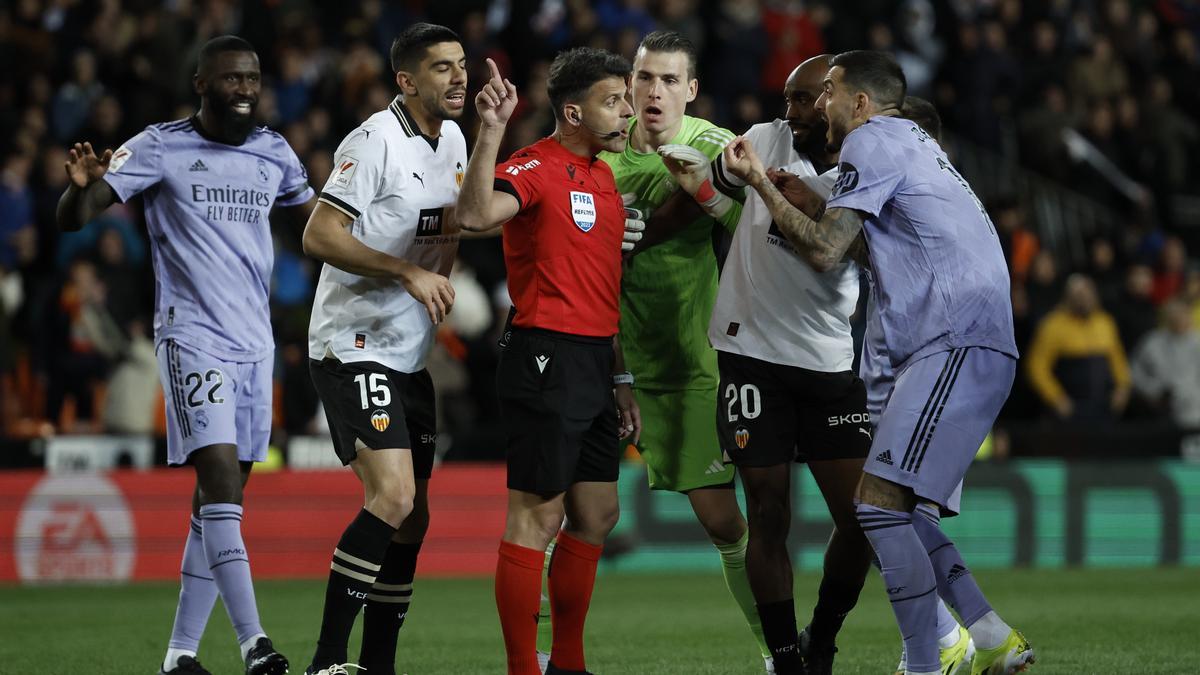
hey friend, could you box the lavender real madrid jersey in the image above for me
[102,117,313,361]
[825,115,1017,371]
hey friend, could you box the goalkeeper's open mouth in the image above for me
[641,104,664,123]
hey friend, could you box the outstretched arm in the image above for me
[56,142,118,231]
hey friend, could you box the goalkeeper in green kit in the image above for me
[603,30,772,671]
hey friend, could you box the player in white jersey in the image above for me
[57,36,312,675]
[663,55,870,675]
[299,24,468,675]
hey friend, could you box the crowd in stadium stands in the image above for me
[3,0,1200,453]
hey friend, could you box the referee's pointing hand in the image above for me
[476,57,518,128]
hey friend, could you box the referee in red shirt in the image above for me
[457,51,640,675]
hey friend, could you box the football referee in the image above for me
[457,51,640,675]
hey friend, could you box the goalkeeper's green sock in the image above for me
[535,539,556,658]
[716,529,771,659]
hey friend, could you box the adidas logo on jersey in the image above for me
[947,563,969,584]
[875,449,894,465]
[189,159,208,172]
[704,459,726,475]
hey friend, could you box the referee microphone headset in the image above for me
[571,110,623,139]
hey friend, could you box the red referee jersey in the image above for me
[494,137,624,337]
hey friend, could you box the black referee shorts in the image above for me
[309,357,437,478]
[497,328,620,494]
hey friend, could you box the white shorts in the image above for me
[156,339,273,465]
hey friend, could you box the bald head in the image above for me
[787,54,834,90]
[784,54,833,156]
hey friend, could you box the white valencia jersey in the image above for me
[709,119,860,371]
[308,97,466,373]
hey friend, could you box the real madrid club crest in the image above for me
[734,426,750,449]
[371,409,391,432]
[455,161,464,188]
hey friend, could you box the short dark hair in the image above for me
[390,23,461,73]
[901,95,941,141]
[547,47,631,121]
[197,35,256,73]
[830,50,906,110]
[637,30,698,79]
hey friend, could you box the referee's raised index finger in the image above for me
[486,57,502,82]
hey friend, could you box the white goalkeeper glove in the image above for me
[621,192,645,252]
[657,143,734,219]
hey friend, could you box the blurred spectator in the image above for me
[1025,250,1062,325]
[51,50,105,142]
[707,0,768,122]
[1021,20,1067,101]
[93,227,143,330]
[657,0,705,54]
[1152,236,1188,305]
[1,153,36,273]
[275,47,315,126]
[1112,263,1159,350]
[45,259,124,429]
[893,0,942,97]
[1018,83,1073,181]
[1026,274,1131,421]
[1143,76,1198,199]
[102,318,159,434]
[77,94,126,155]
[761,1,827,95]
[992,198,1039,283]
[1089,236,1122,307]
[1068,36,1129,103]
[940,20,1018,148]
[1131,299,1200,428]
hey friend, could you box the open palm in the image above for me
[65,142,113,188]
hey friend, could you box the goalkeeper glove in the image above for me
[657,143,735,219]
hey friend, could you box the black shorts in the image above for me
[309,358,437,478]
[716,351,871,468]
[497,328,620,494]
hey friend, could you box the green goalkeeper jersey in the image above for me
[600,115,741,390]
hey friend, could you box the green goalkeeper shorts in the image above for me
[635,387,735,492]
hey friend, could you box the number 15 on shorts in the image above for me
[354,373,392,409]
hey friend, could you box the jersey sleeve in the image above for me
[824,125,903,218]
[689,123,736,162]
[493,152,545,212]
[712,122,776,194]
[101,126,164,202]
[275,139,314,207]
[318,128,385,219]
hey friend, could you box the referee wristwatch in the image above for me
[613,371,635,386]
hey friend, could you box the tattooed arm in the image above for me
[767,168,871,269]
[748,171,865,272]
[723,136,865,272]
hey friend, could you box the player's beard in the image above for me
[208,91,258,143]
[419,87,466,121]
[825,116,849,154]
[792,118,829,157]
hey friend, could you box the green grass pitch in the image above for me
[1,568,1195,673]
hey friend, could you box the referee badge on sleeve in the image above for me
[570,191,596,232]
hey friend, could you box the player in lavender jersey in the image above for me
[720,51,1033,675]
[57,36,313,675]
